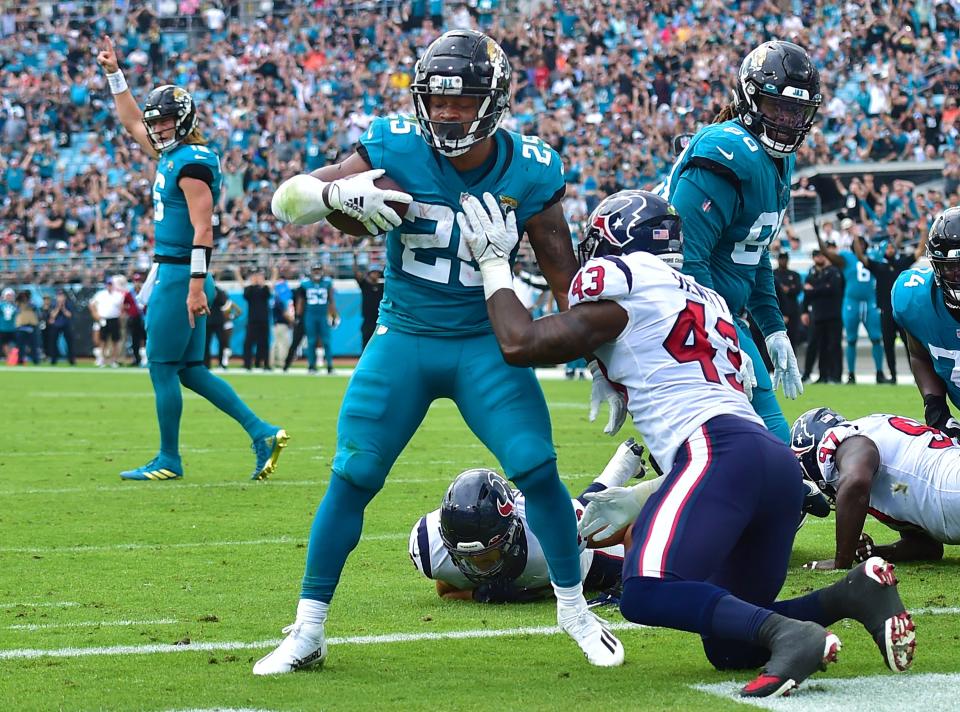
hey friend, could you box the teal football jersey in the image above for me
[302,277,332,312]
[660,120,792,335]
[0,302,16,332]
[358,114,565,335]
[892,268,960,407]
[839,250,876,301]
[152,143,223,258]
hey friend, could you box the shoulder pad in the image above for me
[568,255,639,307]
[684,122,765,192]
[892,268,933,321]
[360,115,424,164]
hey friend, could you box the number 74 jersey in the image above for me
[569,251,763,472]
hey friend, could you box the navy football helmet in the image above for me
[790,406,848,500]
[927,207,960,309]
[142,85,197,153]
[410,30,511,157]
[734,41,822,157]
[578,190,683,268]
[439,469,527,583]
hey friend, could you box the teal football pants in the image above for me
[843,298,884,376]
[301,327,583,601]
[304,312,332,370]
[735,321,790,443]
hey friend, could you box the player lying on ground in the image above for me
[792,407,960,568]
[458,187,916,697]
[410,440,660,603]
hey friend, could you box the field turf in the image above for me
[1,368,958,711]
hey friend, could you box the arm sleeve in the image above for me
[177,162,215,187]
[747,250,786,336]
[671,166,738,291]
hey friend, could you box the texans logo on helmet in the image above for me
[592,192,650,248]
[487,472,515,517]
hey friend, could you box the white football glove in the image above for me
[739,349,757,402]
[588,359,627,436]
[457,192,519,265]
[765,330,803,400]
[579,478,666,542]
[328,169,412,234]
[457,192,519,299]
[271,168,412,233]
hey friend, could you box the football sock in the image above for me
[576,481,606,506]
[301,473,377,602]
[222,348,231,368]
[148,362,182,462]
[296,598,328,625]
[620,577,770,642]
[514,461,582,587]
[769,590,830,626]
[93,346,103,365]
[178,364,272,440]
[552,582,585,608]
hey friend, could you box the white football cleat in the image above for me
[253,622,327,675]
[558,604,624,666]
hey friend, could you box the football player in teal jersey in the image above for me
[98,37,288,482]
[300,264,338,374]
[659,41,822,443]
[815,228,887,383]
[893,207,960,438]
[261,29,624,673]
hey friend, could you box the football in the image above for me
[326,174,410,236]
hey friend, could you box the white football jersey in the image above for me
[409,495,622,590]
[568,251,763,472]
[817,414,960,543]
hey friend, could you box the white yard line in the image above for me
[0,601,78,609]
[693,673,960,711]
[0,532,405,555]
[0,621,645,661]
[8,618,177,631]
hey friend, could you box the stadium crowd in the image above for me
[0,0,957,375]
[0,0,959,280]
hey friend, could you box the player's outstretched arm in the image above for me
[459,194,626,365]
[852,233,871,267]
[273,152,410,231]
[525,202,579,311]
[96,35,158,159]
[832,436,880,568]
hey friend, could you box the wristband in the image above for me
[478,259,513,301]
[106,70,128,95]
[190,246,212,278]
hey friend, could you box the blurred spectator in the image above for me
[801,249,844,384]
[854,231,928,385]
[773,253,803,347]
[47,289,76,365]
[14,290,40,364]
[205,285,230,369]
[123,273,146,366]
[0,287,17,357]
[89,277,123,368]
[38,294,52,359]
[242,269,271,371]
[3,1,960,283]
[271,270,295,369]
[353,251,385,351]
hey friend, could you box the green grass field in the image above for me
[1,369,958,711]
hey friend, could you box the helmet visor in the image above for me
[757,94,819,130]
[455,547,504,578]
